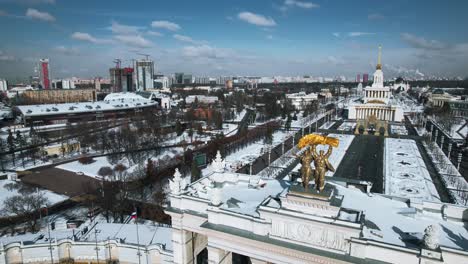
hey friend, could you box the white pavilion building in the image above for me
[348,47,404,122]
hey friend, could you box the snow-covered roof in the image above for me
[16,94,157,117]
[185,173,289,218]
[83,223,173,250]
[334,183,468,251]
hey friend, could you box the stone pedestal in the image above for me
[281,184,340,218]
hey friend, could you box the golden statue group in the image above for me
[295,134,338,191]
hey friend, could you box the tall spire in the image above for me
[376,45,382,70]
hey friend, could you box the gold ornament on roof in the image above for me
[295,134,338,191]
[367,99,385,104]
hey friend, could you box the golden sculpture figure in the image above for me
[296,134,338,191]
[295,147,314,189]
[311,144,335,191]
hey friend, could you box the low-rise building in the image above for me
[286,92,318,110]
[185,95,219,105]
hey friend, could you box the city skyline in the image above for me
[1,0,468,80]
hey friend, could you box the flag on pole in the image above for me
[131,212,137,220]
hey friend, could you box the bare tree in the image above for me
[3,192,49,232]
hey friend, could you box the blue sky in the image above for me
[0,0,468,80]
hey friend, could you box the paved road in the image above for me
[21,168,100,197]
[333,135,385,193]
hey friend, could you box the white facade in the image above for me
[135,59,155,91]
[0,79,7,91]
[185,95,218,104]
[166,158,468,264]
[347,48,404,122]
[286,92,318,110]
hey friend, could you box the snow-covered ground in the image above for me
[384,138,440,202]
[319,121,335,130]
[337,121,355,131]
[390,124,408,135]
[57,156,124,180]
[224,130,290,171]
[231,109,246,122]
[0,178,69,217]
[423,141,468,205]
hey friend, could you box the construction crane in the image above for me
[137,53,150,61]
[113,59,122,69]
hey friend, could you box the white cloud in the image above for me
[71,32,103,43]
[108,21,141,35]
[348,32,375,37]
[238,12,276,27]
[0,50,15,61]
[401,33,447,50]
[332,32,340,38]
[114,35,152,48]
[173,34,205,45]
[284,0,319,9]
[25,8,55,22]
[54,46,79,55]
[147,31,163,37]
[151,20,180,31]
[266,35,273,40]
[182,45,232,59]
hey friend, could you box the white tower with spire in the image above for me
[347,45,404,122]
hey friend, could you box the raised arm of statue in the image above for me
[311,145,318,158]
[325,145,333,158]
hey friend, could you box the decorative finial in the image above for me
[423,225,440,250]
[169,168,185,195]
[211,150,225,173]
[376,45,382,70]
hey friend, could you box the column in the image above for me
[172,229,194,264]
[208,246,232,264]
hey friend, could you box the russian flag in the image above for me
[131,212,137,220]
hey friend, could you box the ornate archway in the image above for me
[354,114,388,136]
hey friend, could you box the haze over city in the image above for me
[1,0,468,80]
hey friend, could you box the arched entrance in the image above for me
[354,115,388,136]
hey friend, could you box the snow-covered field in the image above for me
[390,124,408,135]
[423,141,468,205]
[337,121,355,131]
[0,178,69,216]
[224,130,290,171]
[57,156,125,180]
[319,121,335,130]
[384,138,440,202]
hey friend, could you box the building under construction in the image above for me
[110,67,134,93]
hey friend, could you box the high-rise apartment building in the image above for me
[39,58,51,89]
[356,74,361,83]
[135,59,154,91]
[363,73,369,83]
